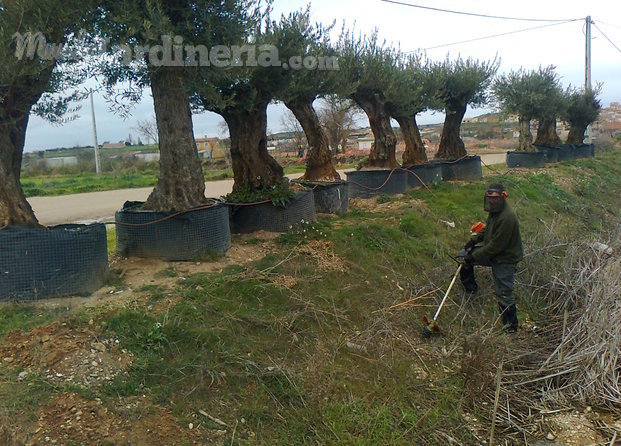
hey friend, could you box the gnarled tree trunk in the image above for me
[286,99,339,181]
[0,65,55,228]
[534,117,561,146]
[222,101,284,192]
[396,115,427,166]
[353,94,398,169]
[518,115,535,151]
[144,67,206,211]
[435,104,467,160]
[566,125,587,145]
[0,112,38,227]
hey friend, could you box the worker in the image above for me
[461,183,524,333]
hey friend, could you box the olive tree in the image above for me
[433,57,498,160]
[195,10,286,193]
[0,0,94,227]
[339,31,400,168]
[275,9,342,181]
[533,69,564,147]
[562,86,602,145]
[386,55,440,165]
[494,66,562,151]
[96,0,250,211]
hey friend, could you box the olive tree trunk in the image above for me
[566,125,587,145]
[353,94,398,169]
[518,115,535,152]
[396,115,427,166]
[0,65,56,227]
[534,117,561,146]
[144,67,207,211]
[286,99,340,181]
[435,104,467,160]
[222,102,284,192]
[0,112,38,227]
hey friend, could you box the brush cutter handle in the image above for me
[433,264,463,321]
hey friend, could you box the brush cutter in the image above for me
[421,222,485,338]
[421,263,463,338]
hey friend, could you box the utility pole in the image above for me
[585,16,593,143]
[89,90,102,174]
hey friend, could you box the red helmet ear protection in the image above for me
[485,189,508,201]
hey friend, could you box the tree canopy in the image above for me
[493,66,560,121]
[494,66,563,150]
[562,86,602,145]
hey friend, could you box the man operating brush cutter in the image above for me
[461,183,524,333]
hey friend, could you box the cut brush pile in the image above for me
[463,238,621,441]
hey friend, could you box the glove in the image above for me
[464,240,476,251]
[464,252,475,265]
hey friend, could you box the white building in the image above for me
[358,137,374,151]
[44,157,78,168]
[134,153,160,162]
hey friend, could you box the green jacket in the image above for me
[471,202,523,265]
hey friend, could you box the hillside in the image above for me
[1,150,621,445]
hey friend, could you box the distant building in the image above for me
[358,136,374,151]
[196,137,227,159]
[134,152,160,162]
[44,157,78,168]
[594,103,621,136]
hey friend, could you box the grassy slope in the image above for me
[3,151,621,444]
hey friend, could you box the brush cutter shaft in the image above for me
[433,264,463,321]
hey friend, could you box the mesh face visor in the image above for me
[484,188,506,213]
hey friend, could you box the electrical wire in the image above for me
[405,19,581,53]
[380,0,581,23]
[595,19,621,30]
[592,23,621,54]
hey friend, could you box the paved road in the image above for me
[30,153,508,226]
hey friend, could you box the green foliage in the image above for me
[225,179,296,206]
[337,30,398,102]
[561,85,603,130]
[493,65,563,120]
[386,55,442,118]
[274,8,341,104]
[432,56,499,111]
[0,0,95,124]
[102,310,168,354]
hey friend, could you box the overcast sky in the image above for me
[24,0,621,151]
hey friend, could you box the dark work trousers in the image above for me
[460,250,518,328]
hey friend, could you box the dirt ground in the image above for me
[0,232,283,445]
[1,224,618,445]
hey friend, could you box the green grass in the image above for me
[0,305,63,339]
[21,172,159,197]
[20,163,357,198]
[3,151,621,444]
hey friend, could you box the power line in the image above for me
[593,23,621,54]
[380,0,580,23]
[405,19,580,53]
[595,19,621,30]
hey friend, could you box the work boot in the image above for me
[506,304,519,333]
[499,304,518,334]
